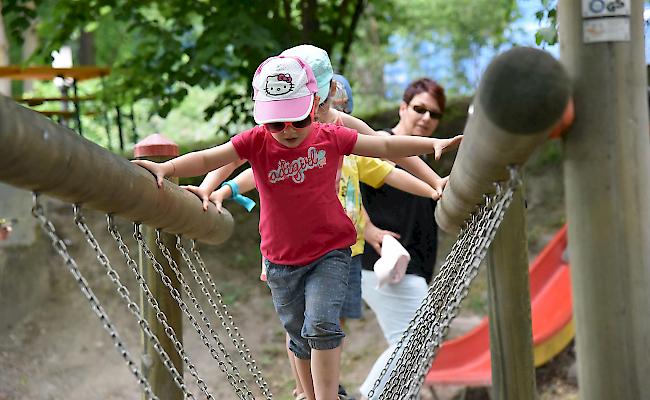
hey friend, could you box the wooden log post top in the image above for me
[435,47,571,233]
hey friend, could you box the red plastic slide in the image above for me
[426,225,573,386]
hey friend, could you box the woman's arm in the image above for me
[383,169,440,200]
[362,206,400,255]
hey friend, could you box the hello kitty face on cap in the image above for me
[252,55,318,124]
[265,73,294,96]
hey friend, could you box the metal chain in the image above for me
[107,217,215,400]
[365,205,480,399]
[367,170,520,399]
[153,230,254,399]
[177,237,273,399]
[71,205,195,399]
[30,194,159,400]
[133,224,253,400]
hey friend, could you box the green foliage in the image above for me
[2,0,371,136]
[388,0,519,92]
[534,0,558,46]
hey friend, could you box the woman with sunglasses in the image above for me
[358,78,451,400]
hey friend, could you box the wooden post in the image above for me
[135,134,183,400]
[486,186,536,399]
[559,1,650,398]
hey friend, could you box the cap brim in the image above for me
[254,94,314,124]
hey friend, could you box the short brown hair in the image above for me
[403,78,446,114]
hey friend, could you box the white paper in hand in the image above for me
[373,235,410,288]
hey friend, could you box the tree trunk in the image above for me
[0,1,11,96]
[300,0,319,44]
[21,2,39,94]
[338,0,365,75]
[78,31,96,66]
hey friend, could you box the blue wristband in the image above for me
[221,180,256,212]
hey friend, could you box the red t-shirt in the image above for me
[231,122,358,266]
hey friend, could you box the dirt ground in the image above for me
[0,144,577,400]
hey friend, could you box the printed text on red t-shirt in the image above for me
[268,146,327,184]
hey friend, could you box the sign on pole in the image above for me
[581,0,631,43]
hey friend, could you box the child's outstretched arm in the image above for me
[209,168,256,213]
[341,113,460,194]
[183,159,248,210]
[382,169,442,200]
[132,142,241,188]
[352,134,441,160]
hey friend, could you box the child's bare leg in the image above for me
[287,333,304,396]
[295,357,315,400]
[311,346,342,400]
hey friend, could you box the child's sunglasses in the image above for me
[411,104,443,120]
[264,115,313,133]
[264,98,317,133]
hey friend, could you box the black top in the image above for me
[360,129,438,283]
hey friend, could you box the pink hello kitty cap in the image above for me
[252,55,318,124]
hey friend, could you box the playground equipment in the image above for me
[0,45,572,399]
[0,45,571,399]
[557,1,650,398]
[1,3,649,395]
[426,225,573,386]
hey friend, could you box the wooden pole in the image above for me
[0,97,233,245]
[435,47,570,233]
[559,1,650,398]
[135,135,183,400]
[486,186,536,399]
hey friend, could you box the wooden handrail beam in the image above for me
[0,95,233,245]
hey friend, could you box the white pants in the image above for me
[359,270,428,399]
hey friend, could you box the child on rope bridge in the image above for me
[133,54,457,400]
[195,45,461,400]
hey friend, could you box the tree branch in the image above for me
[338,0,365,75]
[300,0,319,44]
[331,0,352,44]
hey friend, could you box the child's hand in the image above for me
[433,175,449,197]
[364,220,401,255]
[131,159,174,188]
[208,187,231,214]
[433,134,463,160]
[429,187,442,201]
[182,185,212,211]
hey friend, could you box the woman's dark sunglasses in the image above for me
[264,114,313,133]
[411,104,442,120]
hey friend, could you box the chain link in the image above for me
[135,224,254,399]
[30,194,159,400]
[367,171,520,399]
[153,230,254,399]
[71,205,195,399]
[107,216,216,400]
[177,238,273,399]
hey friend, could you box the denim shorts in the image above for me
[340,255,363,319]
[265,248,351,359]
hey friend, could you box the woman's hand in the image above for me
[131,159,174,188]
[364,220,401,255]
